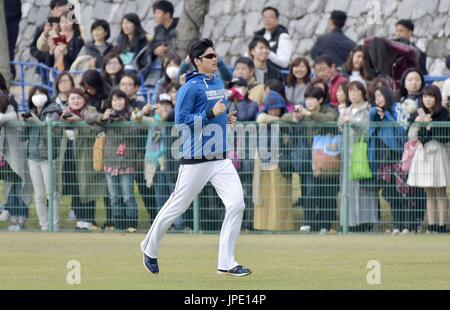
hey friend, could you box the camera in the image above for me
[109,110,120,118]
[47,16,60,24]
[21,112,33,119]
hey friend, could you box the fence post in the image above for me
[47,120,54,232]
[342,124,350,234]
[193,196,200,234]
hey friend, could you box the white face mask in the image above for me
[166,66,180,79]
[32,94,48,108]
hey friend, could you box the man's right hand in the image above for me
[212,100,226,117]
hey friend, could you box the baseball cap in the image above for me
[158,93,173,105]
[229,77,248,88]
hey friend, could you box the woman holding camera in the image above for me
[58,88,105,231]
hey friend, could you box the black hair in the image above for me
[304,85,326,103]
[248,36,270,51]
[234,56,255,71]
[104,88,131,111]
[396,19,414,32]
[188,38,215,70]
[117,13,147,52]
[153,0,175,17]
[91,19,111,41]
[28,86,51,111]
[265,79,286,99]
[55,71,75,92]
[60,13,81,37]
[348,81,367,102]
[0,72,8,93]
[286,57,311,87]
[398,68,425,99]
[162,52,182,84]
[81,70,109,100]
[50,0,68,10]
[120,73,141,87]
[101,52,125,86]
[373,86,394,111]
[420,85,443,115]
[314,55,335,68]
[310,77,330,103]
[330,10,347,29]
[262,6,279,18]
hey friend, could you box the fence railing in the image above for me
[0,120,449,234]
[9,61,159,111]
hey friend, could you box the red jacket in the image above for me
[329,74,348,108]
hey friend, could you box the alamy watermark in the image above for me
[169,117,280,167]
[66,0,82,25]
[66,260,81,285]
[366,260,381,285]
[367,0,382,25]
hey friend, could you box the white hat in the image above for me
[158,93,172,103]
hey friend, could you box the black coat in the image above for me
[311,28,356,67]
[45,36,85,70]
[82,41,115,68]
[412,108,450,145]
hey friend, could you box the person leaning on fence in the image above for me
[407,86,450,234]
[58,88,106,231]
[0,92,32,231]
[53,71,75,108]
[253,90,294,231]
[394,69,428,232]
[119,73,156,221]
[338,81,378,233]
[80,70,110,113]
[101,53,126,89]
[282,85,338,234]
[367,86,408,235]
[226,77,259,121]
[75,19,115,70]
[22,86,62,231]
[30,0,70,84]
[84,89,140,232]
[132,93,184,230]
[314,55,349,109]
[150,53,181,104]
[232,57,266,106]
[285,57,311,106]
[44,13,85,72]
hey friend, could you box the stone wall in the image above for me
[14,0,450,81]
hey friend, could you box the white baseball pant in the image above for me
[140,159,245,271]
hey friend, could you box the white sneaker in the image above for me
[67,210,76,221]
[400,229,410,235]
[392,229,400,235]
[300,225,311,233]
[319,228,328,235]
[0,210,10,222]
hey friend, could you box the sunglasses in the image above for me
[199,53,217,60]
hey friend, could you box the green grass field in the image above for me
[1,232,450,290]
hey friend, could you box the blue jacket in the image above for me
[175,72,228,162]
[368,103,406,172]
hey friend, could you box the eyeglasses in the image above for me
[199,53,217,60]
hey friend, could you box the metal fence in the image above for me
[1,120,449,234]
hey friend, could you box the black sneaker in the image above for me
[143,254,159,274]
[217,265,252,277]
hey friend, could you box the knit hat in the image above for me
[262,90,287,113]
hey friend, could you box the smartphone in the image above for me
[62,112,72,120]
[47,16,60,24]
[53,35,67,45]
